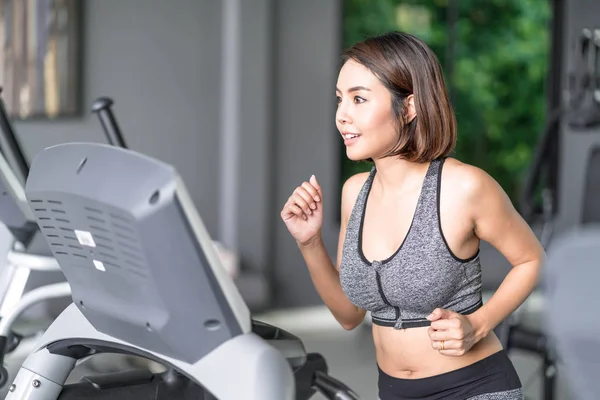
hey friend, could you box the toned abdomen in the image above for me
[372,324,504,379]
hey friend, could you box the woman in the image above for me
[280,32,544,399]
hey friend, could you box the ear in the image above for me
[405,94,416,123]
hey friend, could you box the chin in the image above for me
[345,148,371,162]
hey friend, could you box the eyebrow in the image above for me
[335,86,372,93]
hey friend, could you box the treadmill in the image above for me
[542,224,600,400]
[4,100,360,399]
[0,89,71,387]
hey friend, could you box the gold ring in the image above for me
[440,340,445,351]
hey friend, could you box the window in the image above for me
[340,0,551,205]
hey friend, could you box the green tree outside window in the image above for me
[341,0,551,206]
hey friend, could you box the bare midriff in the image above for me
[372,324,504,379]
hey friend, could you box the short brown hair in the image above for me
[341,31,456,162]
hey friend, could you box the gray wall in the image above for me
[272,0,343,307]
[7,0,343,309]
[14,0,223,234]
[235,0,276,307]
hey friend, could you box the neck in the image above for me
[371,156,431,194]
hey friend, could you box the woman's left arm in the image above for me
[427,166,545,355]
[466,167,546,340]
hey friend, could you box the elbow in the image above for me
[338,313,366,331]
[340,321,362,331]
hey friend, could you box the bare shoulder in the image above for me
[443,159,543,265]
[340,171,371,218]
[441,158,505,204]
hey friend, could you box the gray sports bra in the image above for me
[339,158,483,329]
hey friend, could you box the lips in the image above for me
[342,132,361,146]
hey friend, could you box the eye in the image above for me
[354,96,366,104]
[336,96,342,105]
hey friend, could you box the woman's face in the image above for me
[335,59,402,161]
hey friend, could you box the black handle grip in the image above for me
[306,352,328,375]
[314,370,361,400]
[91,97,128,149]
[0,87,30,182]
[509,326,547,354]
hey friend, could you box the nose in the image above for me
[336,101,352,125]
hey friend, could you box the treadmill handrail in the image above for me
[519,107,562,223]
[91,97,128,149]
[0,281,71,337]
[6,252,62,272]
[0,87,30,183]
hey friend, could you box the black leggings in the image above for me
[378,350,523,400]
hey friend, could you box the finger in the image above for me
[310,175,322,197]
[295,185,316,206]
[428,328,450,342]
[430,318,461,331]
[289,194,311,218]
[284,203,307,220]
[293,189,314,215]
[431,340,460,352]
[437,349,465,357]
[301,181,320,204]
[427,308,455,321]
[426,308,441,321]
[429,328,465,342]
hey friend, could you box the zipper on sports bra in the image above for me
[375,270,400,320]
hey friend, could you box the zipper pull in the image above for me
[394,307,404,329]
[393,317,404,330]
[372,260,383,272]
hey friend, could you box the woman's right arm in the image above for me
[281,174,368,330]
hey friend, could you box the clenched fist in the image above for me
[426,308,483,356]
[281,175,323,246]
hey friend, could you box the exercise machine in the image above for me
[542,225,600,400]
[5,141,360,399]
[499,0,600,391]
[0,89,71,388]
[3,137,359,399]
[0,92,237,392]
